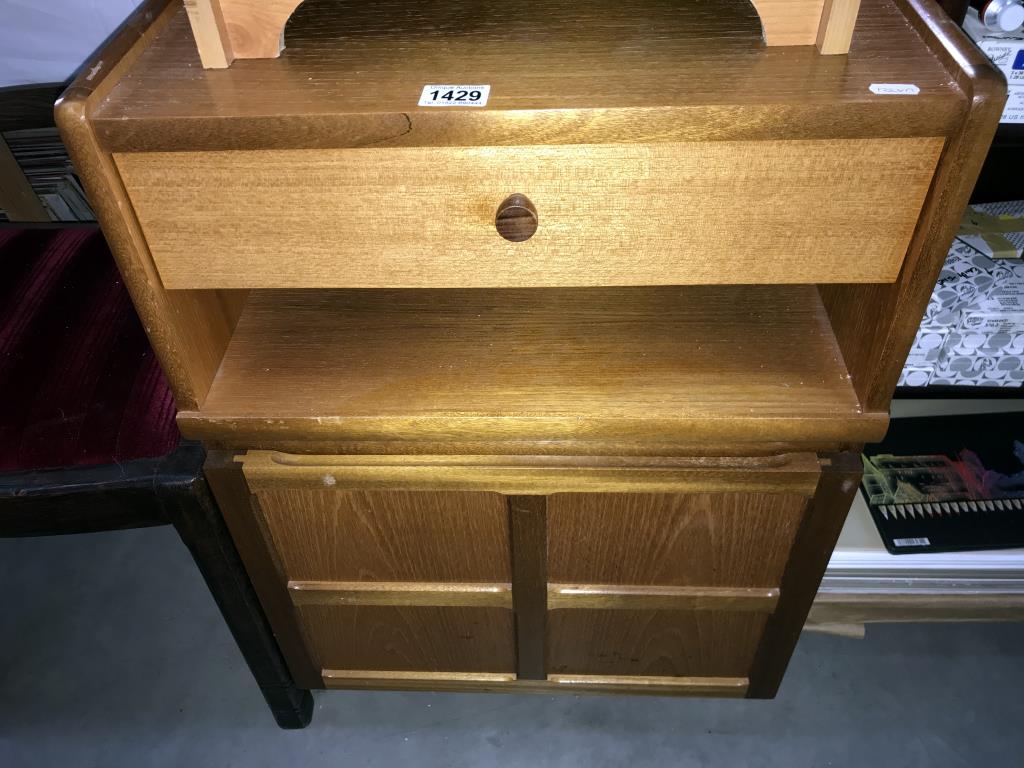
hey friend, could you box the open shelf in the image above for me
[177,286,888,449]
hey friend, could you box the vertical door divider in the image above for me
[508,495,548,680]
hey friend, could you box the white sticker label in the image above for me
[893,537,931,547]
[869,83,921,96]
[418,84,490,107]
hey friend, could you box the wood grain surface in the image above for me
[547,584,781,612]
[820,0,1006,412]
[808,592,1024,625]
[322,669,516,687]
[62,0,1002,703]
[545,674,748,696]
[199,437,852,459]
[816,0,863,53]
[116,138,940,289]
[241,452,824,496]
[298,604,516,673]
[547,492,808,587]
[747,452,861,697]
[203,452,321,687]
[251,488,511,582]
[220,0,298,58]
[178,287,888,448]
[288,580,513,608]
[547,609,767,677]
[92,0,964,153]
[752,0,826,45]
[320,670,748,696]
[185,0,302,66]
[188,0,846,68]
[183,0,234,68]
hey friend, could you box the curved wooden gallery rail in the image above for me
[183,0,862,69]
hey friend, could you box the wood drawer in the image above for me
[115,138,941,290]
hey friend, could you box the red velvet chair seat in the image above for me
[0,227,179,472]
[0,228,313,728]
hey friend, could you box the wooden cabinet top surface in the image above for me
[90,0,966,152]
[56,0,1005,447]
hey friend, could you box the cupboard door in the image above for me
[545,487,813,683]
[547,609,766,678]
[237,464,518,683]
[221,450,853,693]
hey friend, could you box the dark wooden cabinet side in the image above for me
[747,453,863,698]
[204,453,321,688]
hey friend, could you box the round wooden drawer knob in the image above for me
[495,194,538,242]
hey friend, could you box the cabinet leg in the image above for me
[254,683,314,730]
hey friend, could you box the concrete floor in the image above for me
[1,527,1023,767]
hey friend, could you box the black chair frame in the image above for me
[0,440,313,729]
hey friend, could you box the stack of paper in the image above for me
[0,127,95,222]
[901,208,1024,387]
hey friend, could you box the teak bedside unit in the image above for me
[59,0,1004,703]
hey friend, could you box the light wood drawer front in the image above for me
[547,491,808,589]
[115,138,942,290]
[299,605,516,674]
[252,488,511,583]
[547,609,767,678]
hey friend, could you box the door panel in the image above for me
[547,609,767,678]
[548,492,807,587]
[225,450,846,690]
[254,488,511,582]
[300,605,517,674]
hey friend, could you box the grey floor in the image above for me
[1,528,1023,767]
